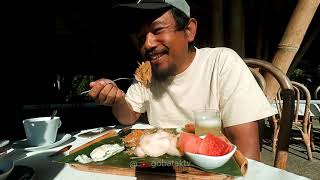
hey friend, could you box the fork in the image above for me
[79,77,133,95]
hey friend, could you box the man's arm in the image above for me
[112,97,141,125]
[88,79,141,125]
[224,121,260,161]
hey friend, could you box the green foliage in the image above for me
[63,75,97,102]
[72,75,95,94]
[290,68,307,82]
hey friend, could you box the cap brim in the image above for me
[111,3,171,33]
[114,3,171,11]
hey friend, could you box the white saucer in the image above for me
[13,134,72,152]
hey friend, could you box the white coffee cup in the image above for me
[23,116,62,147]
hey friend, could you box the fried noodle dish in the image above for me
[134,61,152,88]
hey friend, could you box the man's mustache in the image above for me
[143,48,168,59]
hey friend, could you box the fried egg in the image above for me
[74,144,124,163]
[90,144,124,162]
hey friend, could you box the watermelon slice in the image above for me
[198,133,232,156]
[176,132,202,154]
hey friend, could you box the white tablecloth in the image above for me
[1,124,311,180]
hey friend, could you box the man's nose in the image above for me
[143,32,157,50]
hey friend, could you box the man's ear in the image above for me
[185,18,197,42]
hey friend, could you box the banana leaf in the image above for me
[55,135,243,177]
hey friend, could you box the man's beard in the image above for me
[152,63,177,82]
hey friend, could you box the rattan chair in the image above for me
[244,58,295,169]
[315,85,320,100]
[273,81,314,160]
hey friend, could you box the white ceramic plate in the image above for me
[0,140,9,148]
[12,134,72,152]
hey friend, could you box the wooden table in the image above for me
[1,124,311,180]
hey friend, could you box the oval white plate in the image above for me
[13,134,72,152]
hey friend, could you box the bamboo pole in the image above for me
[264,0,320,99]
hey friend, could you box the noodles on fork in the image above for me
[134,61,152,88]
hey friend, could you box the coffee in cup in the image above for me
[23,116,62,147]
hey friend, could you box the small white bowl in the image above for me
[0,160,14,180]
[185,144,237,169]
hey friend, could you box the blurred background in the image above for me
[2,0,319,139]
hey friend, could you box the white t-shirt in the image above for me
[125,47,275,128]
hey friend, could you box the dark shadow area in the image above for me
[3,0,319,142]
[7,105,120,141]
[7,165,35,180]
[3,136,76,179]
[3,150,64,179]
[136,166,177,180]
[2,1,140,140]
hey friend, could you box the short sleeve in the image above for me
[217,49,275,127]
[125,80,147,113]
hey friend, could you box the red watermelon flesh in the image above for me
[177,132,202,154]
[198,133,233,156]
